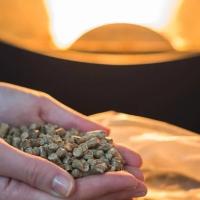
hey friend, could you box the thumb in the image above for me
[0,139,74,198]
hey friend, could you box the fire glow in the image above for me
[44,0,180,49]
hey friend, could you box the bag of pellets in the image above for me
[90,111,200,200]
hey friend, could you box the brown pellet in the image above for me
[0,122,124,178]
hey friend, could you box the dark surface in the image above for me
[0,42,200,132]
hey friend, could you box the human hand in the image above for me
[0,139,147,200]
[70,144,147,200]
[0,82,108,131]
[0,82,147,200]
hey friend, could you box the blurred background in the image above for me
[0,0,200,132]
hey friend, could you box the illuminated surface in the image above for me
[44,0,178,49]
[0,0,199,65]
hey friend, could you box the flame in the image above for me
[44,0,180,49]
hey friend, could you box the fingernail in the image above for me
[52,175,73,197]
[130,167,145,181]
[134,182,147,197]
[134,190,147,197]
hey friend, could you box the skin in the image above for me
[0,82,147,200]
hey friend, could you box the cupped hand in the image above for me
[0,140,147,200]
[0,82,108,131]
[0,82,147,200]
[71,145,147,200]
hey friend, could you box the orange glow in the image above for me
[44,0,180,49]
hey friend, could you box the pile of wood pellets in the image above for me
[0,123,124,178]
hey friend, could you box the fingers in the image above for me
[39,94,110,134]
[97,176,147,200]
[115,144,142,167]
[97,187,147,200]
[0,171,147,200]
[116,144,144,181]
[124,166,144,181]
[70,171,147,200]
[0,139,74,198]
[0,176,66,200]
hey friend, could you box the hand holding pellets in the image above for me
[0,123,124,178]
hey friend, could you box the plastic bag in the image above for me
[90,111,200,200]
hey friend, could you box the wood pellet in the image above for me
[0,123,124,178]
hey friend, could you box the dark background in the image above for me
[0,42,200,133]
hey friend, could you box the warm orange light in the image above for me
[44,0,180,49]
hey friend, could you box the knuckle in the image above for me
[0,177,10,198]
[0,177,36,200]
[0,177,18,200]
[25,159,41,187]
